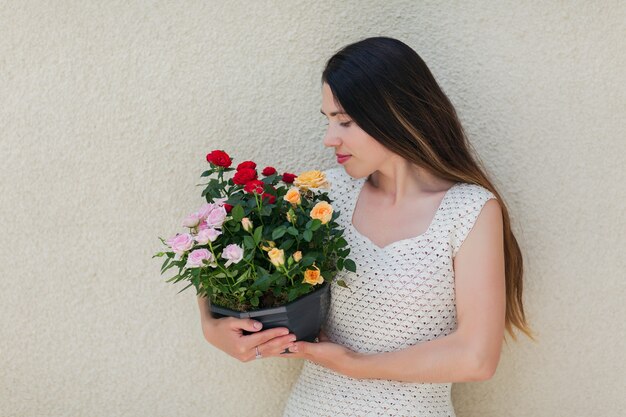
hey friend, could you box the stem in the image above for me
[207,241,235,290]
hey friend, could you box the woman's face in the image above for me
[321,82,392,178]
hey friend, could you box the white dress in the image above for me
[282,167,497,417]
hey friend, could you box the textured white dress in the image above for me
[282,167,497,417]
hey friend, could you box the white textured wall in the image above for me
[1,1,624,416]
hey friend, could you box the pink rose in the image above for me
[213,197,228,207]
[197,219,208,230]
[166,233,194,254]
[206,206,227,228]
[182,212,202,228]
[197,203,217,220]
[221,243,244,267]
[195,228,222,244]
[185,249,215,269]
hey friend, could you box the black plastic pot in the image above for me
[209,281,330,343]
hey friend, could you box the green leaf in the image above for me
[243,235,255,249]
[288,288,300,302]
[160,257,171,272]
[200,170,213,177]
[287,226,299,236]
[279,239,295,251]
[301,255,315,267]
[336,280,352,290]
[251,296,259,307]
[310,219,322,231]
[253,225,263,244]
[177,282,194,294]
[272,226,286,240]
[337,258,344,270]
[303,230,313,242]
[232,205,245,222]
[344,259,356,272]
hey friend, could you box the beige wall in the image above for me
[1,1,624,416]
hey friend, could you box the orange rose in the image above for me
[310,201,333,224]
[294,170,330,190]
[302,265,324,285]
[284,187,301,205]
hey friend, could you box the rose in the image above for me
[166,233,194,253]
[221,244,244,267]
[213,197,228,206]
[206,150,232,168]
[303,265,324,285]
[310,201,333,224]
[261,193,276,204]
[197,203,216,220]
[262,166,277,176]
[233,168,257,185]
[182,212,202,228]
[293,170,329,190]
[267,248,285,267]
[206,206,227,228]
[195,228,222,244]
[241,217,253,232]
[260,240,276,251]
[284,187,301,205]
[236,161,257,171]
[244,179,265,194]
[292,251,302,262]
[223,203,233,213]
[185,249,216,269]
[282,172,296,183]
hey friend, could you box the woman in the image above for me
[198,36,535,416]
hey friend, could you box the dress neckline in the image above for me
[347,175,459,251]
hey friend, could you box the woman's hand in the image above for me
[201,316,298,362]
[278,329,362,377]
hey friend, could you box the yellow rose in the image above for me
[294,170,330,190]
[284,187,301,205]
[310,201,333,224]
[302,265,324,285]
[292,251,302,262]
[268,248,285,267]
[241,217,253,232]
[260,240,276,251]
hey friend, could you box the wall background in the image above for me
[1,1,624,416]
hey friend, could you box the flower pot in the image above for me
[209,281,331,343]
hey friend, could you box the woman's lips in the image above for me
[336,154,351,164]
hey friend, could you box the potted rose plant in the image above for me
[153,150,356,342]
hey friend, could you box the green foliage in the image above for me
[153,161,356,312]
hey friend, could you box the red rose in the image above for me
[206,150,232,168]
[262,166,277,176]
[244,180,265,194]
[236,161,257,171]
[261,192,276,204]
[282,172,296,183]
[223,203,233,213]
[233,168,258,185]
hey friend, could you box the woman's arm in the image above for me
[344,199,506,382]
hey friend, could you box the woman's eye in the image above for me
[340,121,352,127]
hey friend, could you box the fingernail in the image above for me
[254,322,262,329]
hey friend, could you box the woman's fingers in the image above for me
[253,333,297,360]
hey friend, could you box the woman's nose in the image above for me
[323,127,341,148]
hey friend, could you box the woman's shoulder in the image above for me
[452,181,498,205]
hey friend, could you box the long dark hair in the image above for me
[322,36,535,343]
